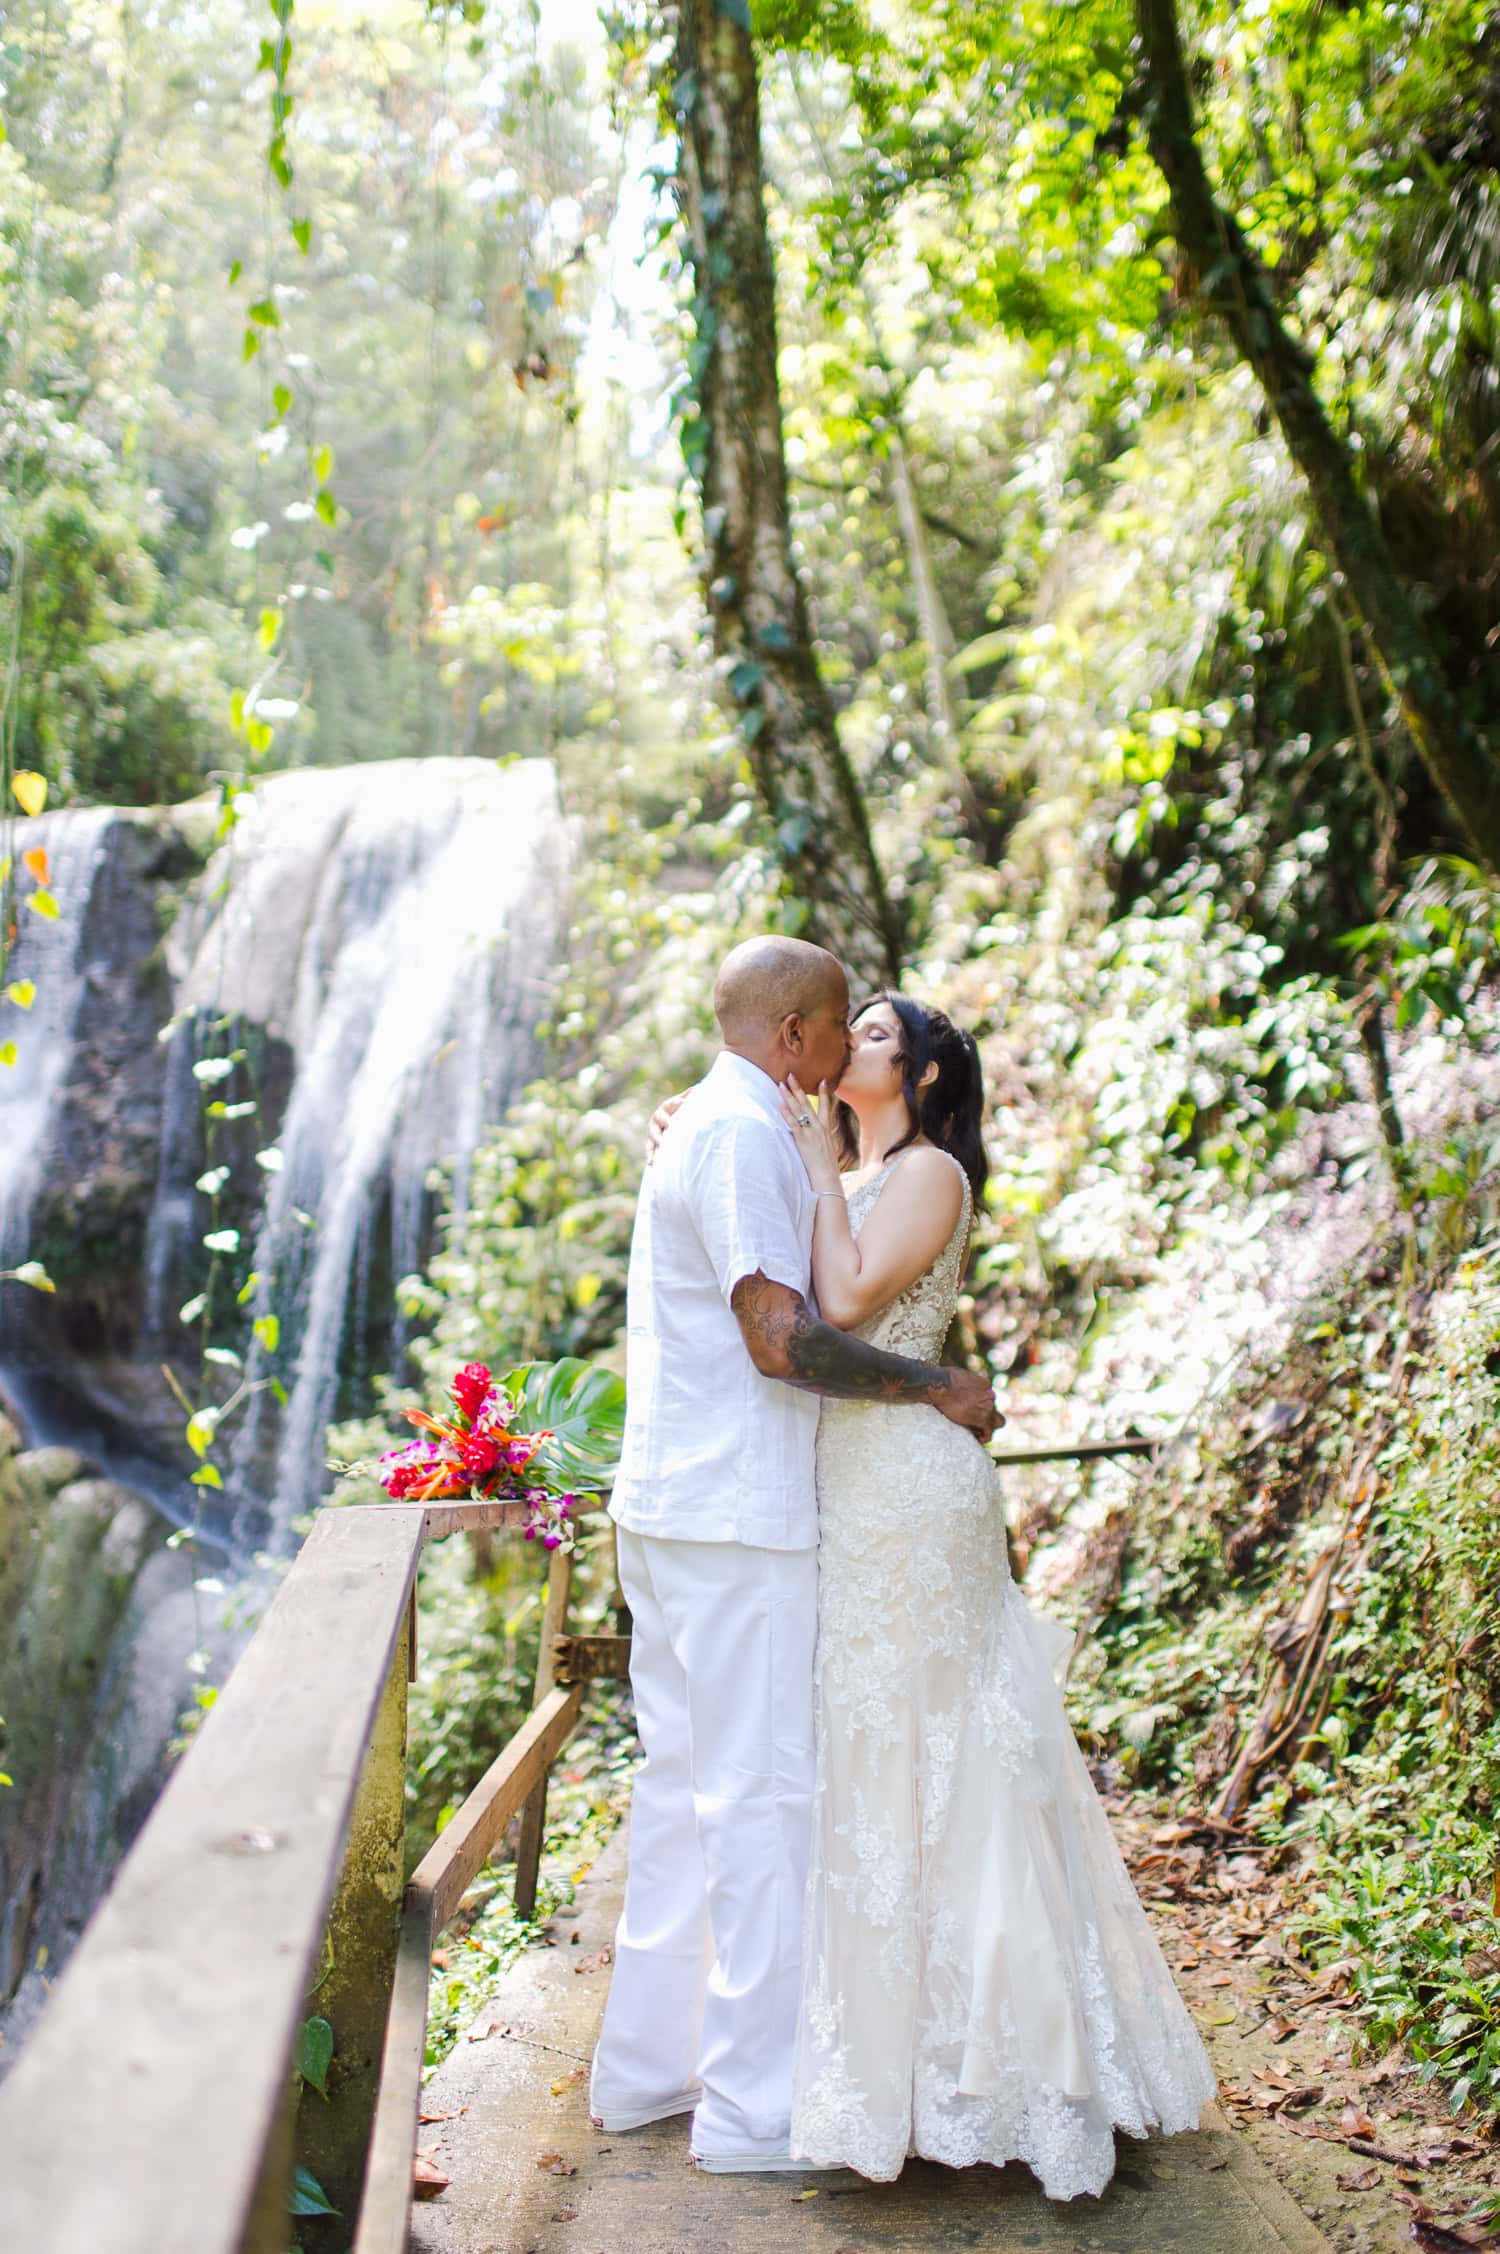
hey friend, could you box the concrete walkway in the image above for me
[409,1827,1331,2254]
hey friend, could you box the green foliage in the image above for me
[293,2014,333,2100]
[1341,857,1500,1033]
[1073,1222,1500,2113]
[506,1359,626,1493]
[288,2163,338,2219]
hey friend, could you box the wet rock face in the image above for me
[26,812,210,1339]
[0,1420,233,2058]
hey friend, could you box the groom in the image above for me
[590,936,999,2172]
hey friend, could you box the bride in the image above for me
[776,992,1215,2199]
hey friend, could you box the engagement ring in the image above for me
[797,1111,813,1126]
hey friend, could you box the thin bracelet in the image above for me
[814,1188,845,1200]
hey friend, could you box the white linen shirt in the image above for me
[610,1049,820,1551]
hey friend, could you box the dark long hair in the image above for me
[837,992,990,1205]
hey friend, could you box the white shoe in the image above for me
[689,2147,836,2174]
[591,2088,701,2133]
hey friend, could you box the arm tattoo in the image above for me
[731,1272,953,1405]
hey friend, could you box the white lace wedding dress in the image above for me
[789,1153,1216,2197]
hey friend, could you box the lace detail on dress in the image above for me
[791,1148,1216,2197]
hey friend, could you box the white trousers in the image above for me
[590,1529,818,2154]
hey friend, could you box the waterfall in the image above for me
[167,757,567,1546]
[0,808,115,1277]
[0,760,565,1548]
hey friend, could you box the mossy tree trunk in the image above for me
[1134,0,1500,874]
[671,0,903,988]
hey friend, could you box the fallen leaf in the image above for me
[550,2208,579,2223]
[791,2188,819,2200]
[1406,2211,1497,2254]
[574,1947,612,1975]
[1341,2101,1378,2140]
[419,2107,467,2124]
[536,2153,577,2177]
[551,2067,587,2095]
[1335,2164,1381,2191]
[412,2156,449,2200]
[1206,1973,1236,1988]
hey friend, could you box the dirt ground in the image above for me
[1114,1797,1499,2254]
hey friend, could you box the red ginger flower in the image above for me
[461,1431,505,1479]
[451,1362,496,1423]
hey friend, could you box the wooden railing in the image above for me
[0,1495,628,2254]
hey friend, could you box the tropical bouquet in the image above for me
[377,1356,624,1554]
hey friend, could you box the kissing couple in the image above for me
[588,936,1214,2198]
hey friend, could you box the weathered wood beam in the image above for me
[989,1438,1161,1467]
[294,1628,410,2226]
[0,1504,427,2254]
[513,1542,576,1919]
[353,1681,588,2253]
[406,1681,585,1939]
[420,1494,608,1540]
[553,1632,633,1684]
[349,1891,437,2254]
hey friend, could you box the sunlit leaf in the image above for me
[191,1464,224,1490]
[4,981,36,1009]
[22,846,48,884]
[26,889,58,920]
[7,1261,54,1293]
[254,1313,280,1354]
[185,1411,219,1457]
[11,771,46,816]
[503,1358,625,1489]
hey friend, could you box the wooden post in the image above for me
[513,1543,573,1918]
[294,1631,409,2235]
[235,2079,298,2254]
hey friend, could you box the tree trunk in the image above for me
[672,0,903,988]
[1134,0,1500,874]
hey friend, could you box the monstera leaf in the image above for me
[505,1356,624,1492]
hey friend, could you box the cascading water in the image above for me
[0,808,115,1277]
[0,759,566,2055]
[166,756,567,1547]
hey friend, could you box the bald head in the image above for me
[712,936,852,1093]
[714,936,847,1044]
